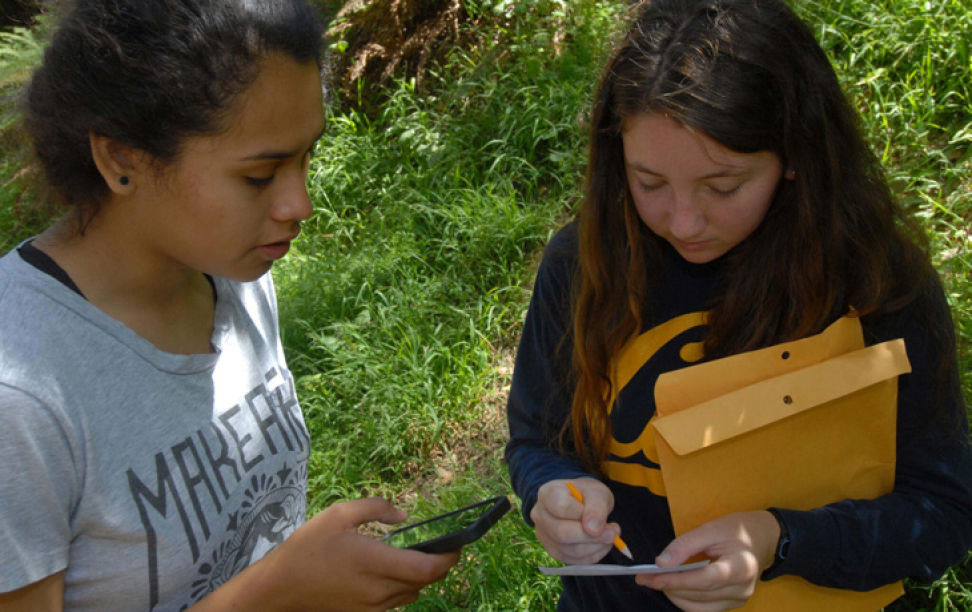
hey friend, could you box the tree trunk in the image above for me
[326,0,463,108]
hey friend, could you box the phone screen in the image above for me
[381,496,511,553]
[383,500,494,549]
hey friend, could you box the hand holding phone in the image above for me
[215,497,460,612]
[381,495,511,554]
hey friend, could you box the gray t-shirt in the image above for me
[0,247,310,611]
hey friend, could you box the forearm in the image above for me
[0,572,65,612]
[505,225,590,525]
[187,557,285,612]
[770,437,972,589]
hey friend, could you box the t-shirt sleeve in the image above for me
[768,282,972,589]
[0,384,77,593]
[505,225,593,523]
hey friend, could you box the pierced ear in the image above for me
[89,132,139,193]
[784,167,797,180]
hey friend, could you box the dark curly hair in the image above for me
[25,0,324,217]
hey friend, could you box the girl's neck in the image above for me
[34,214,216,355]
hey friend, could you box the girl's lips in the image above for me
[258,241,291,260]
[675,239,711,251]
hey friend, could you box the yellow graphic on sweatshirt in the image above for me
[602,312,706,496]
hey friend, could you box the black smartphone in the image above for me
[380,495,511,554]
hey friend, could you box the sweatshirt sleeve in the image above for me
[766,280,972,590]
[505,225,594,524]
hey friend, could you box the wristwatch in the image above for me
[760,508,790,580]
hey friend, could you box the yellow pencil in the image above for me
[566,481,634,560]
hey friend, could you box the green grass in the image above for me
[276,0,615,496]
[796,0,972,399]
[2,0,970,609]
[0,11,55,252]
[271,3,620,607]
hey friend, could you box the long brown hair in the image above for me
[568,0,936,473]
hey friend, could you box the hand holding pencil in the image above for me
[531,477,632,565]
[566,481,634,560]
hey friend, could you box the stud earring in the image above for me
[119,176,130,186]
[785,169,796,180]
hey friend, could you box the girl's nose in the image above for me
[272,177,314,223]
[667,192,706,240]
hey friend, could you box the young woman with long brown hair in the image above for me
[505,1,972,610]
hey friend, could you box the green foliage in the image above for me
[0,21,45,93]
[0,10,58,252]
[796,0,972,395]
[273,2,623,606]
[278,0,618,490]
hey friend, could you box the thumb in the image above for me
[656,528,707,567]
[325,497,408,530]
[578,494,612,538]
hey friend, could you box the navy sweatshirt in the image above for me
[505,223,972,611]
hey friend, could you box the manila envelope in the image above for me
[651,316,909,611]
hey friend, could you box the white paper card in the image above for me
[540,560,710,576]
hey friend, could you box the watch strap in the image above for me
[760,508,790,581]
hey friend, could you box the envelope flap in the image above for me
[654,316,865,415]
[652,339,911,456]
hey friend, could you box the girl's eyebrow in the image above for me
[626,160,746,179]
[238,125,326,162]
[241,150,295,162]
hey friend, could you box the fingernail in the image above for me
[587,518,603,532]
[656,551,671,564]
